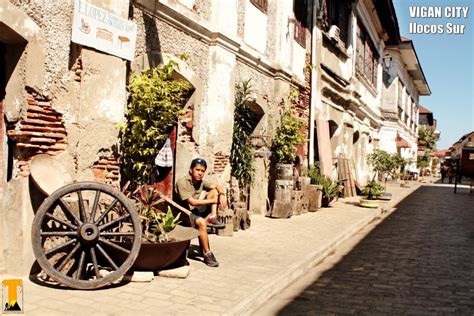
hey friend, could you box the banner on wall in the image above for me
[71,0,137,61]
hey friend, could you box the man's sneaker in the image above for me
[207,216,225,229]
[203,251,219,267]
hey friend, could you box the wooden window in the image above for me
[397,81,404,109]
[293,0,308,47]
[327,0,351,47]
[250,0,267,14]
[355,21,380,87]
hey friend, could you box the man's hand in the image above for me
[218,194,228,209]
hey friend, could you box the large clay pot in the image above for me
[112,225,199,271]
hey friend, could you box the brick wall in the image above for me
[91,154,121,186]
[6,89,67,177]
[212,152,230,173]
[178,108,193,143]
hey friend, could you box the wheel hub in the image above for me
[79,223,99,244]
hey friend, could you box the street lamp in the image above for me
[383,55,393,69]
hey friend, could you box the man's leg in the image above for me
[206,188,219,216]
[195,217,210,253]
[205,189,225,228]
[194,217,219,267]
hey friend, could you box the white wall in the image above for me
[244,0,267,53]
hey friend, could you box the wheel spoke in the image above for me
[41,231,78,237]
[77,190,87,223]
[45,213,77,230]
[58,198,82,225]
[57,243,81,272]
[75,251,86,280]
[98,214,131,231]
[89,247,100,278]
[100,232,136,237]
[89,190,101,223]
[96,244,119,270]
[94,198,119,225]
[99,238,131,255]
[44,238,77,256]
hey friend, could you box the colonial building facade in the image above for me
[379,37,431,168]
[1,0,432,275]
[313,0,401,185]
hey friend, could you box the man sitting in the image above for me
[175,158,228,267]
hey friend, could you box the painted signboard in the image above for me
[71,0,137,61]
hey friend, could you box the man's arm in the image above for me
[186,195,218,207]
[207,183,228,209]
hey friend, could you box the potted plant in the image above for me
[307,163,323,210]
[119,60,191,187]
[359,179,385,208]
[113,184,199,271]
[271,107,304,179]
[367,150,406,200]
[309,170,338,207]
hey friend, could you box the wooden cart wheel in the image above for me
[31,182,141,290]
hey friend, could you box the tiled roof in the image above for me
[419,105,432,114]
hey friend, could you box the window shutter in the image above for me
[338,2,350,46]
[355,24,364,73]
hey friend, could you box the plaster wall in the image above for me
[379,125,398,153]
[2,0,132,275]
[203,46,236,160]
[243,0,267,53]
[211,0,238,36]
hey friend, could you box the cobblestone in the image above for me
[258,184,474,314]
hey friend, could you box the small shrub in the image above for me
[361,180,384,200]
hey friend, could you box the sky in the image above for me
[392,0,474,150]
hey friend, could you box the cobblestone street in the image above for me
[259,184,474,315]
[0,182,418,315]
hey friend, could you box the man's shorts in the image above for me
[189,191,211,225]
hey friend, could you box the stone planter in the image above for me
[359,198,380,208]
[275,163,294,180]
[308,184,322,211]
[216,209,234,236]
[270,179,293,218]
[377,192,392,201]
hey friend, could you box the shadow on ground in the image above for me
[277,185,474,314]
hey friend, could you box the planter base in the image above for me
[359,198,379,208]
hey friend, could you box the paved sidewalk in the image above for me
[1,181,421,315]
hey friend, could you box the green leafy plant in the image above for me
[361,179,385,200]
[230,80,256,188]
[311,173,338,200]
[151,207,181,243]
[418,126,437,151]
[120,60,191,186]
[130,184,181,242]
[308,162,321,185]
[417,154,431,170]
[367,149,405,189]
[272,108,304,164]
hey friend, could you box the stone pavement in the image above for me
[1,181,422,315]
[257,182,474,314]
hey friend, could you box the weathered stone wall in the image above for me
[1,0,131,275]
